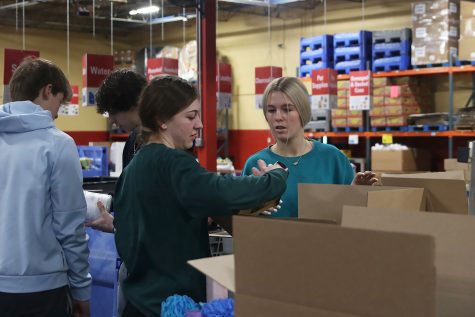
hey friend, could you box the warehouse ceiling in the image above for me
[0,0,392,35]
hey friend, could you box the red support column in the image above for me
[197,0,217,172]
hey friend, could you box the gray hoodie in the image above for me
[0,101,91,301]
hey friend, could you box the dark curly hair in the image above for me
[95,69,147,115]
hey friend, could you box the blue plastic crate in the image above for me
[78,146,109,178]
[334,60,369,74]
[372,41,410,59]
[334,46,372,64]
[372,28,411,44]
[372,55,411,72]
[300,49,334,67]
[87,227,119,317]
[300,35,333,53]
[333,31,372,49]
[299,62,333,77]
[371,126,409,132]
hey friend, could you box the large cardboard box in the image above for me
[342,207,475,317]
[459,1,475,61]
[381,172,468,214]
[233,216,435,317]
[371,148,430,171]
[298,184,426,223]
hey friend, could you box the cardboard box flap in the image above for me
[367,188,426,210]
[342,206,475,316]
[187,255,235,292]
[381,175,468,214]
[298,184,424,223]
[382,170,465,180]
[235,294,360,317]
[234,215,436,317]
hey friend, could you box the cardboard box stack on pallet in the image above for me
[370,76,435,128]
[412,0,460,66]
[460,1,475,61]
[190,176,474,317]
[331,79,364,130]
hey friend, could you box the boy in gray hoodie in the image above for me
[0,57,91,317]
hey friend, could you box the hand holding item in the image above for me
[260,199,283,216]
[251,159,286,176]
[85,201,115,233]
[83,190,112,221]
[352,171,378,186]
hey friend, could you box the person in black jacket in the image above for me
[87,69,147,233]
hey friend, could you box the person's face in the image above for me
[109,108,140,133]
[48,92,65,120]
[164,99,203,150]
[265,91,302,142]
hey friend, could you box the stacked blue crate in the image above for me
[299,35,333,77]
[78,146,109,177]
[372,28,411,72]
[333,31,372,74]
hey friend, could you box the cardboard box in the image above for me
[370,106,386,116]
[371,148,430,171]
[381,172,468,214]
[336,97,348,109]
[385,105,421,115]
[298,184,426,223]
[386,115,410,126]
[331,118,347,127]
[371,116,387,126]
[461,0,475,18]
[233,216,436,317]
[342,207,475,317]
[330,108,347,118]
[412,39,459,65]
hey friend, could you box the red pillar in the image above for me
[197,0,217,172]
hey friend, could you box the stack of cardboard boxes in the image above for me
[370,76,435,127]
[332,80,364,129]
[459,1,475,60]
[411,0,460,66]
[190,177,475,317]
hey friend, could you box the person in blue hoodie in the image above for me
[0,57,91,317]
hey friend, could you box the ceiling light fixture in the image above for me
[129,5,160,16]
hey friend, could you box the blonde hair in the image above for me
[261,77,311,127]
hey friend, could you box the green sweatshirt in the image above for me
[114,143,287,316]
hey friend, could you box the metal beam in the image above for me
[197,0,217,172]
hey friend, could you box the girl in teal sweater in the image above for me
[243,77,378,218]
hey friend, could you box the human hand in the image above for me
[251,159,284,176]
[85,201,114,233]
[352,171,378,186]
[260,199,283,216]
[72,300,90,317]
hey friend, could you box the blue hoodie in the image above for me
[0,101,91,301]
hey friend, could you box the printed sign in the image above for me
[255,66,282,109]
[217,63,232,109]
[3,48,40,103]
[58,85,79,116]
[146,57,179,81]
[349,70,372,110]
[82,54,114,106]
[311,68,337,110]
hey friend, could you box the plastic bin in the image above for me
[78,146,109,178]
[87,227,120,317]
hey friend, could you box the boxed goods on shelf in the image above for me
[411,1,460,65]
[459,1,475,61]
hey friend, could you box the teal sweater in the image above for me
[114,143,287,316]
[243,140,354,218]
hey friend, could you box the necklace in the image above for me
[273,139,311,167]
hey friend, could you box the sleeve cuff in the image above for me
[70,285,91,301]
